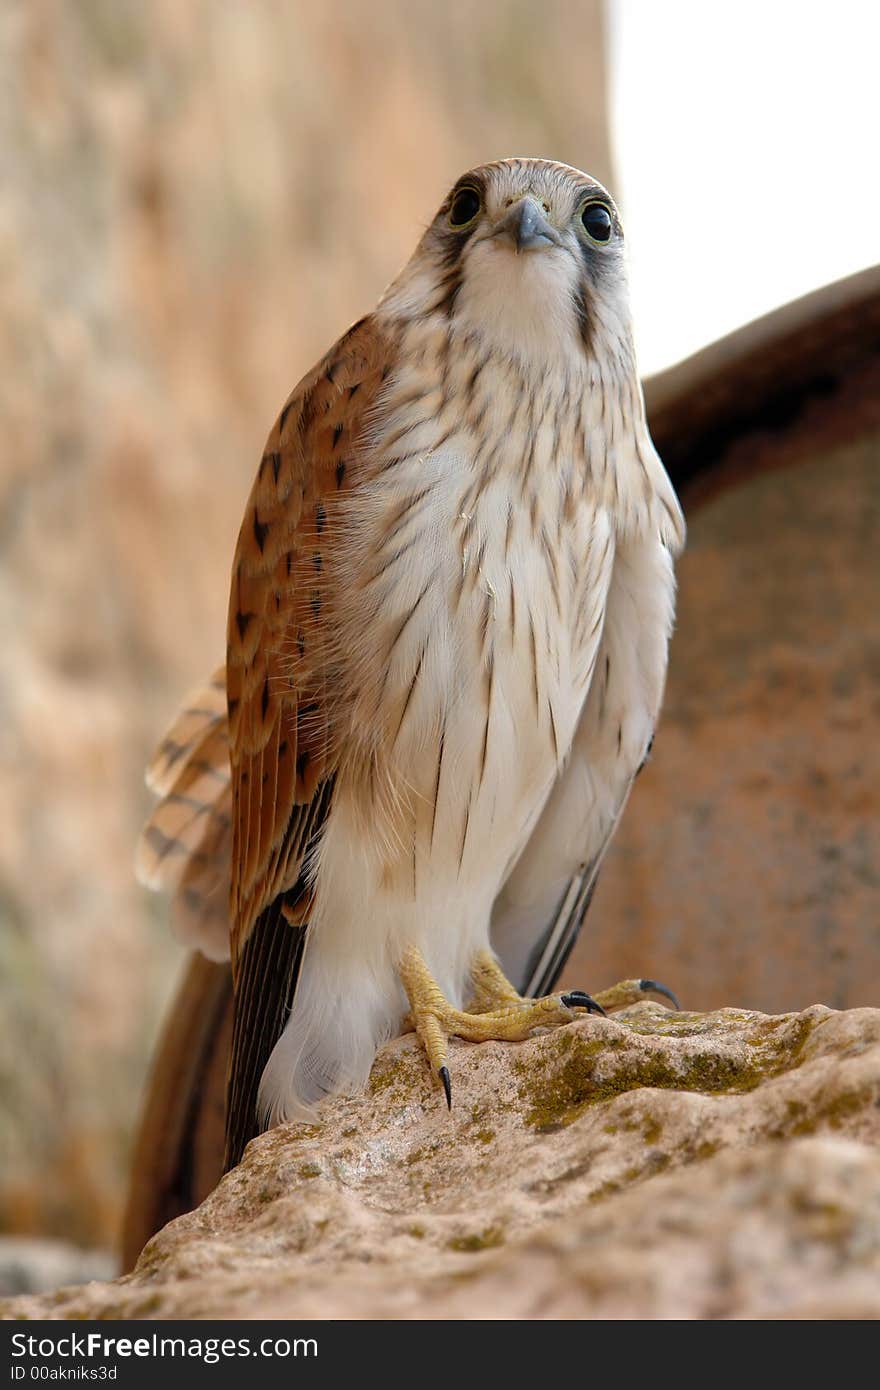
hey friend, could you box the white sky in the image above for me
[609,0,880,372]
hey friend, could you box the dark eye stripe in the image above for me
[434,176,486,288]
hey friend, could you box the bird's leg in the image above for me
[468,950,524,1012]
[398,945,605,1108]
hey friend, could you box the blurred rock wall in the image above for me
[0,0,610,1249]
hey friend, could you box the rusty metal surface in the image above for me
[122,269,880,1267]
[645,264,880,503]
[563,352,880,1013]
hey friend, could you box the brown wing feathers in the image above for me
[223,775,337,1169]
[223,316,394,1167]
[144,668,228,796]
[224,889,308,1171]
[136,668,233,959]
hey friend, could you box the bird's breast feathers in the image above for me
[319,318,656,900]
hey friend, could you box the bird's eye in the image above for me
[449,186,482,229]
[581,202,614,244]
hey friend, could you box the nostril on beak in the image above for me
[497,198,560,253]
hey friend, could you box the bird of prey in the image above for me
[137,158,685,1171]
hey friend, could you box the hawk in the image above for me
[137,158,685,1171]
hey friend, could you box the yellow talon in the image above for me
[398,947,679,1106]
[590,977,680,1012]
[399,945,592,1106]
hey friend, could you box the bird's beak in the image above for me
[494,197,562,253]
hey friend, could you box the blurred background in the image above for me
[0,0,877,1286]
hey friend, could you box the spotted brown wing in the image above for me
[224,315,395,1169]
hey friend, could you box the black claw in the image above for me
[561,990,607,1017]
[639,979,680,1010]
[439,1065,452,1109]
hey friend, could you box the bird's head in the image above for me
[383,158,633,374]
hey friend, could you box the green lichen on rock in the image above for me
[623,1151,671,1185]
[744,1012,819,1074]
[366,1046,431,1108]
[447,1225,505,1253]
[405,1143,440,1167]
[695,1139,721,1161]
[515,1012,819,1131]
[367,1065,411,1106]
[588,1178,622,1204]
[770,1085,876,1139]
[642,1115,663,1144]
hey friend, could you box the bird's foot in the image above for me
[467,949,537,1012]
[589,977,680,1012]
[466,951,678,1017]
[399,945,605,1108]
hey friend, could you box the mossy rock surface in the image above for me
[3,1002,880,1320]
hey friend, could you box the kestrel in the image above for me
[137,158,685,1171]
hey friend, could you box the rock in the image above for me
[0,1238,115,1298]
[3,1002,880,1320]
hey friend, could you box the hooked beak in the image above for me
[494,197,562,253]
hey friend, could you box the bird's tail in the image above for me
[135,666,233,962]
